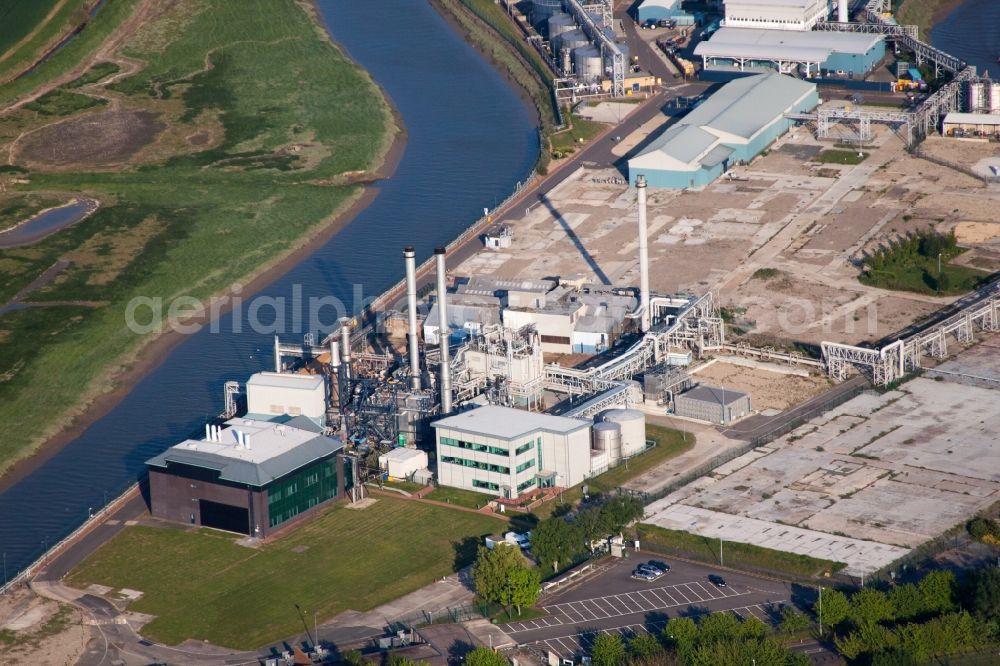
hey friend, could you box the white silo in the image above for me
[574,45,603,82]
[968,81,986,112]
[556,29,589,60]
[547,13,575,40]
[990,81,1000,113]
[602,409,646,458]
[592,421,623,464]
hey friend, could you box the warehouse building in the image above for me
[674,385,752,424]
[146,418,346,537]
[636,0,696,24]
[942,112,1000,137]
[627,72,818,188]
[723,0,830,31]
[695,28,885,77]
[433,405,592,499]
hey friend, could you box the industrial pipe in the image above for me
[404,246,422,391]
[339,317,352,383]
[636,175,651,332]
[435,247,453,414]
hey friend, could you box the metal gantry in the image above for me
[565,0,625,96]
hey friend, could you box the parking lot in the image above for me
[500,554,796,660]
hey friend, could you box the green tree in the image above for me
[662,617,698,655]
[343,650,366,666]
[507,566,541,615]
[739,614,769,640]
[871,649,918,666]
[851,588,894,625]
[574,506,608,549]
[889,583,925,621]
[917,570,955,614]
[963,566,1000,622]
[590,632,626,666]
[688,637,799,666]
[464,647,509,666]
[814,588,851,630]
[472,544,527,608]
[531,517,583,573]
[696,612,742,644]
[385,655,429,666]
[778,606,811,635]
[598,496,644,534]
[626,631,662,659]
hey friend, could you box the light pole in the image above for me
[314,609,318,648]
[719,534,723,567]
[818,586,823,637]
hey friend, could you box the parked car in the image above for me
[657,19,676,28]
[636,564,665,579]
[631,568,658,581]
[708,574,727,588]
[641,19,658,29]
[646,560,671,574]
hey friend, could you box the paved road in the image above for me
[500,554,799,660]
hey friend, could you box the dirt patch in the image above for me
[691,361,832,412]
[15,109,165,168]
[954,221,1000,244]
[187,130,210,146]
[0,587,90,665]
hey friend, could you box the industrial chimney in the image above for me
[838,0,848,23]
[339,317,352,383]
[329,334,341,411]
[636,174,651,332]
[435,247,453,414]
[273,335,282,373]
[404,246,422,391]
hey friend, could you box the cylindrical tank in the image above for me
[592,421,622,462]
[990,82,1000,113]
[602,409,646,458]
[531,0,563,27]
[547,13,575,40]
[574,45,603,82]
[968,81,985,112]
[555,29,589,59]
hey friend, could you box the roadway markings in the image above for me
[529,602,785,659]
[502,580,749,634]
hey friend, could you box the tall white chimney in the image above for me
[636,175,651,332]
[205,423,212,441]
[838,0,848,23]
[339,317,352,382]
[404,246,422,391]
[435,247,452,414]
[273,335,282,373]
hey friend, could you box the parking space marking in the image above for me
[624,592,652,611]
[680,583,707,602]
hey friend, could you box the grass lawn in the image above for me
[637,523,845,579]
[817,149,868,165]
[67,497,504,649]
[382,479,427,494]
[549,114,609,155]
[425,486,495,510]
[532,425,693,520]
[0,0,393,477]
[859,257,990,296]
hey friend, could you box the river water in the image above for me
[0,1,538,580]
[930,0,1000,77]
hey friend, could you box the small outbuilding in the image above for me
[674,385,752,424]
[942,112,1000,137]
[379,447,429,480]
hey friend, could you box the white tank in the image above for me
[990,82,1000,113]
[574,45,603,82]
[592,421,622,463]
[555,29,588,58]
[602,409,646,458]
[547,13,575,40]
[968,81,986,112]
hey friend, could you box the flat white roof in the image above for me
[381,447,426,462]
[943,112,1000,125]
[433,405,590,440]
[696,27,883,61]
[196,418,318,464]
[247,371,324,390]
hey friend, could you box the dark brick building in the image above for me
[146,417,346,538]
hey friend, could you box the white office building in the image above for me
[432,405,592,499]
[723,0,831,31]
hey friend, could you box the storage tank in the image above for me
[990,82,1000,113]
[968,81,986,112]
[602,409,646,458]
[547,13,575,40]
[531,0,563,27]
[592,421,623,463]
[555,29,589,59]
[574,45,603,82]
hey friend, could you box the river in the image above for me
[0,1,538,580]
[930,0,1000,77]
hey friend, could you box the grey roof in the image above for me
[459,276,556,295]
[944,112,1000,125]
[147,421,343,487]
[678,385,748,406]
[646,124,720,165]
[432,405,590,440]
[243,413,325,433]
[679,72,816,139]
[246,372,323,391]
[725,0,821,8]
[696,27,883,63]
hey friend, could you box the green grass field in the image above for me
[0,0,93,85]
[426,486,494,509]
[0,0,393,477]
[859,256,989,296]
[817,149,868,165]
[897,0,954,41]
[532,425,693,519]
[67,497,504,649]
[549,113,609,157]
[637,523,846,578]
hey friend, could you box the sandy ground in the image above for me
[0,587,90,665]
[689,361,832,412]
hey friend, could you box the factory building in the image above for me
[636,0,695,24]
[723,0,831,31]
[146,418,346,537]
[674,385,752,424]
[245,372,326,427]
[695,28,885,77]
[423,292,502,345]
[628,72,818,188]
[433,405,592,499]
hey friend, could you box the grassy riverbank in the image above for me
[897,0,962,41]
[0,0,395,479]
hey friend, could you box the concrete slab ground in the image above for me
[644,340,1000,576]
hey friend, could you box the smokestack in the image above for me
[339,317,352,382]
[838,0,848,22]
[636,175,651,332]
[273,335,282,373]
[404,246,421,391]
[205,424,212,441]
[435,247,453,414]
[329,335,341,411]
